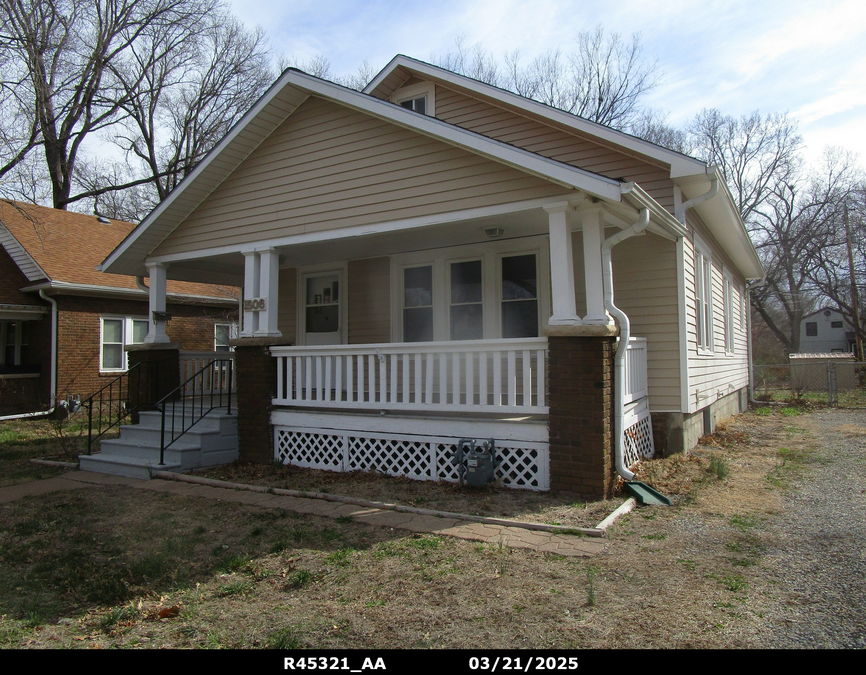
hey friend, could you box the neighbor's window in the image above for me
[831,320,844,328]
[215,323,238,352]
[805,322,818,337]
[1,320,29,367]
[501,254,538,338]
[101,317,148,371]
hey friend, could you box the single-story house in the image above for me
[0,200,238,416]
[97,55,763,499]
[798,308,854,354]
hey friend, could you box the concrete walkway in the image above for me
[0,470,608,558]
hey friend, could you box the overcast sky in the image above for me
[228,0,866,169]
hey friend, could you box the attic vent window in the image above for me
[400,96,426,115]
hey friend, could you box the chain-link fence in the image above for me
[753,359,866,407]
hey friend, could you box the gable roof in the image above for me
[101,68,638,277]
[365,55,709,179]
[0,200,237,302]
[100,56,761,281]
[366,56,763,280]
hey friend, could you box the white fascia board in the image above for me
[0,226,47,281]
[146,192,584,265]
[679,174,763,280]
[100,70,312,275]
[292,71,623,201]
[102,66,621,277]
[365,56,707,178]
[22,281,236,305]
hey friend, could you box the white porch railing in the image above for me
[179,351,236,397]
[623,337,648,404]
[271,338,549,414]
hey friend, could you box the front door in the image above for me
[303,271,342,345]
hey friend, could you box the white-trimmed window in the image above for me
[694,237,713,353]
[723,270,735,354]
[1,320,29,367]
[391,81,435,117]
[101,316,148,372]
[215,323,238,352]
[393,240,547,342]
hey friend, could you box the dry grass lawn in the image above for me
[0,405,825,649]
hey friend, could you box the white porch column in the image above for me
[545,202,580,326]
[580,209,613,325]
[144,262,170,343]
[241,250,260,337]
[255,247,281,338]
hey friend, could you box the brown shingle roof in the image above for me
[0,200,236,301]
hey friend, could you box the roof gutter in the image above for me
[0,290,58,421]
[675,167,719,224]
[21,280,236,306]
[602,207,651,480]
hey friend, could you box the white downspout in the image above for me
[602,207,650,480]
[0,290,58,421]
[135,275,149,293]
[675,168,719,224]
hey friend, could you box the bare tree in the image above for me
[0,0,215,210]
[803,151,866,349]
[689,109,819,353]
[435,28,660,129]
[110,7,272,206]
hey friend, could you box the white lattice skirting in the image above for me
[274,426,550,491]
[622,399,656,468]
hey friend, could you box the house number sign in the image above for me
[243,297,266,311]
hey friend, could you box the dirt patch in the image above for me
[0,408,826,648]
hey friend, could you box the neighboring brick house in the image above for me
[0,200,238,416]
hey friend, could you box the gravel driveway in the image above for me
[758,409,866,648]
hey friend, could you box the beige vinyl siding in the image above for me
[348,257,391,344]
[277,268,298,342]
[683,211,749,413]
[152,97,570,258]
[436,86,675,211]
[571,231,681,411]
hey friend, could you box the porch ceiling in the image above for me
[162,206,552,284]
[160,198,668,286]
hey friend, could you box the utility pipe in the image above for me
[675,168,719,224]
[0,290,58,421]
[602,207,650,480]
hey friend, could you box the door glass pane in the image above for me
[404,266,433,342]
[502,254,538,338]
[450,260,482,340]
[306,274,339,334]
[404,266,432,307]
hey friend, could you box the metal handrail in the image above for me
[83,361,155,454]
[156,358,234,465]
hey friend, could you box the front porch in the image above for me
[262,335,651,493]
[131,195,668,499]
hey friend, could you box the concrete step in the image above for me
[79,407,238,479]
[79,453,182,480]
